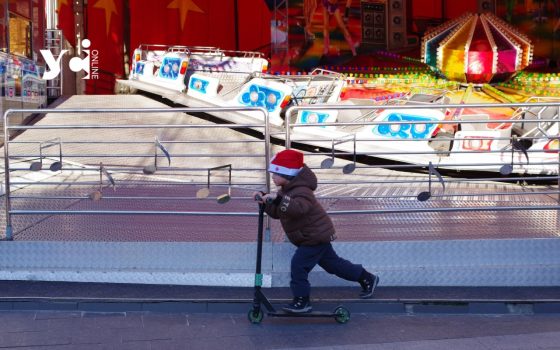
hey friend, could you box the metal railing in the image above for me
[1,101,560,288]
[2,106,271,240]
[2,101,560,243]
[282,101,560,209]
[44,29,63,99]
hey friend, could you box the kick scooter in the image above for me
[247,195,350,324]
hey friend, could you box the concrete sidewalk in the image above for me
[1,281,559,315]
[0,281,559,349]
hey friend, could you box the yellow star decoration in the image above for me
[94,0,118,36]
[57,0,70,12]
[167,0,204,31]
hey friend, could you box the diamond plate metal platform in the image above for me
[2,182,559,242]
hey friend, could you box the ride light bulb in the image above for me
[250,91,259,102]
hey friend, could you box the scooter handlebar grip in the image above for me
[254,193,273,204]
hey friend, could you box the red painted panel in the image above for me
[411,0,479,21]
[445,0,477,19]
[237,0,272,52]
[129,0,236,52]
[57,0,75,46]
[32,0,45,54]
[412,0,442,19]
[86,0,125,85]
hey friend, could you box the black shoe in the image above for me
[359,273,379,299]
[282,296,312,313]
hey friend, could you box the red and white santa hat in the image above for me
[268,149,304,176]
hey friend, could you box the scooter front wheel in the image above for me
[334,307,350,324]
[248,309,264,324]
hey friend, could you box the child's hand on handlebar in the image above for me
[252,191,265,203]
[252,191,276,204]
[261,193,277,204]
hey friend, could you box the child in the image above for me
[254,149,379,313]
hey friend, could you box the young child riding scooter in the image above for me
[254,149,379,313]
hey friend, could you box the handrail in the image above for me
[9,204,560,217]
[2,106,271,240]
[136,44,265,59]
[3,101,560,243]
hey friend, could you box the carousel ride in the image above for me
[116,12,560,175]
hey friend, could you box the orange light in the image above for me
[544,139,560,153]
[135,53,140,62]
[262,62,269,73]
[180,61,188,75]
[339,87,347,99]
[280,95,291,109]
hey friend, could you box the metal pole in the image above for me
[263,109,272,239]
[3,110,12,240]
[284,105,293,149]
[264,110,271,192]
[5,1,10,53]
[46,0,58,29]
[557,107,560,205]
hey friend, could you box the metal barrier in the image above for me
[2,106,271,241]
[282,102,560,211]
[3,102,560,237]
[1,100,560,286]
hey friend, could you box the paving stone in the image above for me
[0,310,558,349]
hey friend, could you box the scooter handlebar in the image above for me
[254,193,273,204]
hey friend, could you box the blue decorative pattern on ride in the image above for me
[189,58,235,72]
[239,84,282,112]
[299,111,331,127]
[189,77,209,94]
[158,57,181,80]
[135,62,145,75]
[375,113,436,139]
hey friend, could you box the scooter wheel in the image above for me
[248,309,264,324]
[334,307,350,324]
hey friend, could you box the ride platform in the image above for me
[0,95,559,288]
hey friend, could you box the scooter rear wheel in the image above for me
[334,307,350,324]
[248,309,264,324]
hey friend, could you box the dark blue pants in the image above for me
[290,242,363,297]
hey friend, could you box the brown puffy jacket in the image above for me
[264,165,336,246]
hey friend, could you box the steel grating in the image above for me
[1,176,559,242]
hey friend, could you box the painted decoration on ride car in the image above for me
[298,110,335,127]
[158,57,181,80]
[239,84,283,112]
[189,57,235,72]
[461,136,494,152]
[189,77,209,93]
[135,62,145,75]
[374,113,437,139]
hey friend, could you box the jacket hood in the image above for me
[282,165,317,192]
